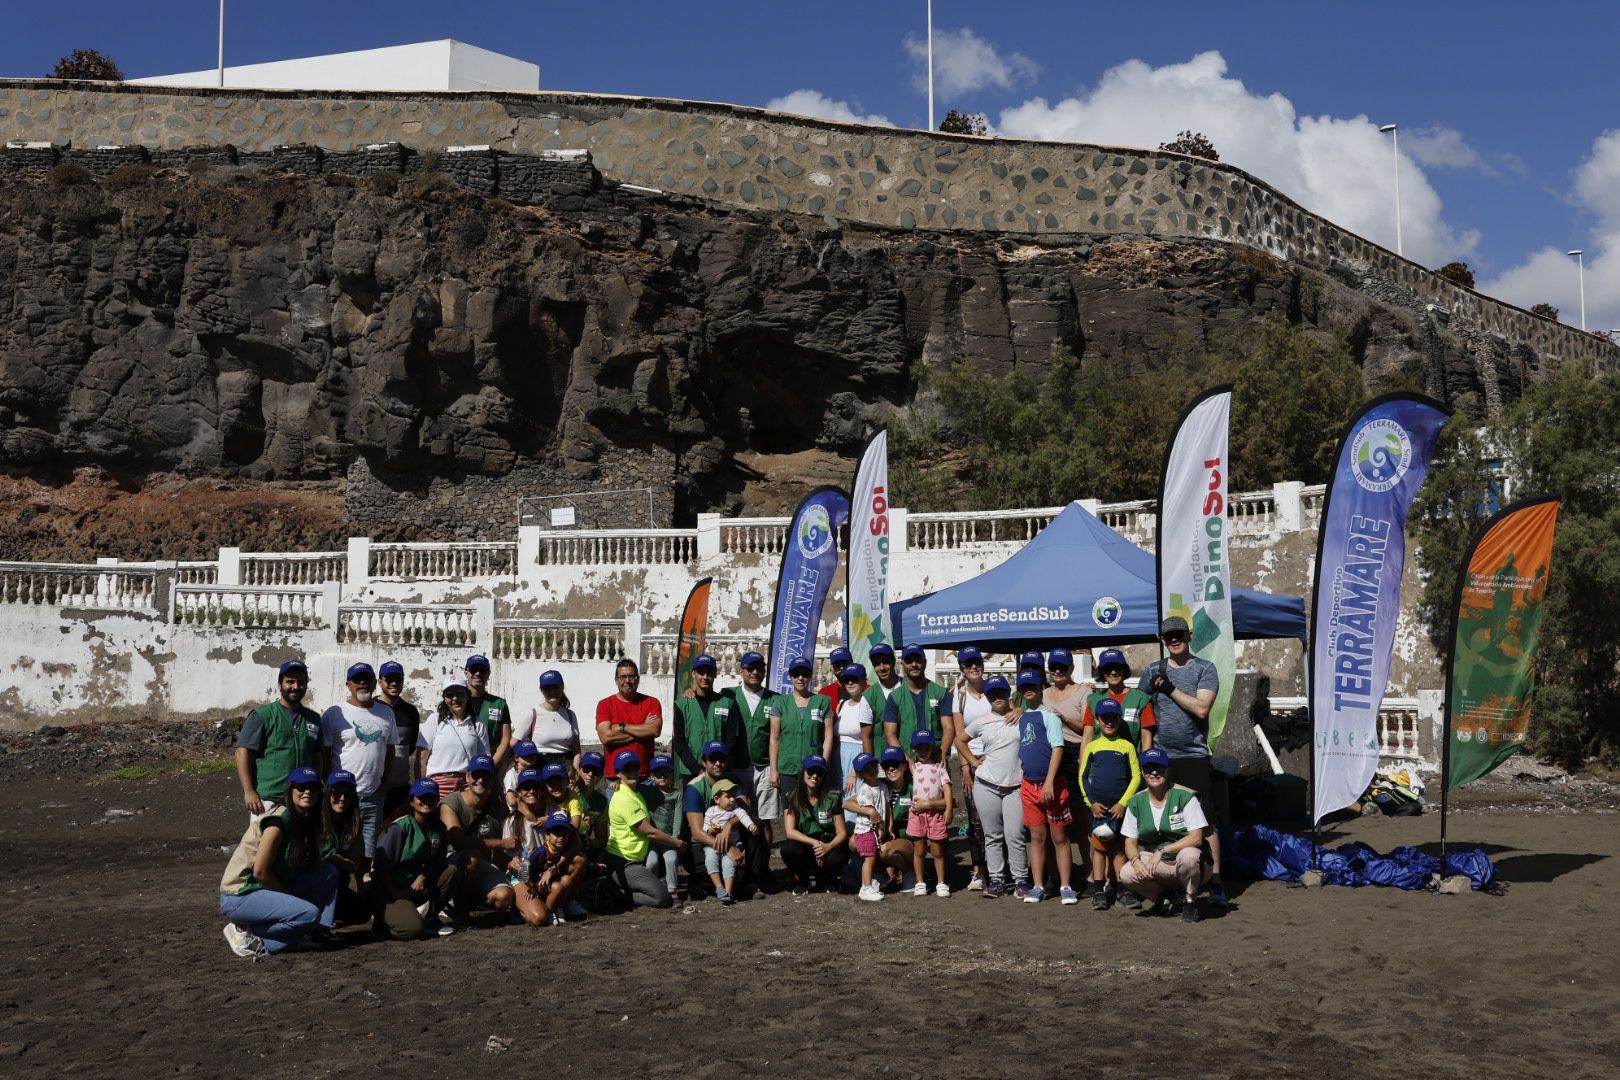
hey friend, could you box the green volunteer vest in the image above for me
[774,692,830,775]
[795,790,841,841]
[674,693,726,783]
[1125,786,1208,856]
[472,693,510,749]
[723,686,774,767]
[891,778,912,833]
[1088,688,1152,746]
[249,701,322,800]
[888,681,949,757]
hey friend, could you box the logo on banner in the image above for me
[796,506,835,559]
[1092,596,1122,629]
[1350,419,1413,493]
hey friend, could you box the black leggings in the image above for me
[605,853,673,909]
[780,839,850,890]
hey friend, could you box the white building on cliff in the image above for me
[131,39,538,93]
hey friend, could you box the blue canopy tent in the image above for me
[892,501,1307,651]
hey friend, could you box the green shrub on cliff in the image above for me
[1413,359,1620,767]
[45,163,93,191]
[103,163,156,190]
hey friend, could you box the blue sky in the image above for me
[6,1,1616,329]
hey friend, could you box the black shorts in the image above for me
[1167,757,1229,831]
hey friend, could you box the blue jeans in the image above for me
[219,865,339,954]
[359,788,387,858]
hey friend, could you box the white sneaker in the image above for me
[415,900,432,918]
[911,882,929,897]
[935,882,952,898]
[965,872,986,892]
[223,922,266,958]
[858,883,884,902]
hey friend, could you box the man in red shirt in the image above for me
[817,646,853,707]
[596,658,663,782]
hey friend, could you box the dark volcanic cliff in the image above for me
[0,164,1531,541]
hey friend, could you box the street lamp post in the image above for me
[926,1,939,131]
[1380,124,1402,257]
[218,1,225,87]
[1568,250,1587,331]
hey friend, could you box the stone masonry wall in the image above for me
[1,79,1613,369]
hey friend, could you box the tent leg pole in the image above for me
[1254,724,1284,776]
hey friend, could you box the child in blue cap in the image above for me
[843,751,891,902]
[642,754,683,899]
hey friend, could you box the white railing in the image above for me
[538,530,697,566]
[907,506,1065,550]
[0,562,157,611]
[1271,696,1428,763]
[240,552,345,586]
[1301,484,1327,523]
[175,561,219,585]
[173,584,325,628]
[370,542,517,580]
[721,518,791,556]
[493,619,626,662]
[339,604,477,646]
[1228,490,1277,535]
[1097,499,1153,542]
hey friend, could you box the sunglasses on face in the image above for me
[1162,634,1189,645]
[791,671,811,679]
[1142,765,1168,775]
[291,783,322,793]
[328,789,354,800]
[1047,664,1071,672]
[519,783,544,793]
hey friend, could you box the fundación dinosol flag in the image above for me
[1310,393,1451,824]
[847,430,892,669]
[1157,387,1236,750]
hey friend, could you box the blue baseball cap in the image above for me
[803,754,829,772]
[869,643,896,660]
[650,754,674,773]
[691,654,718,672]
[1093,698,1124,720]
[701,740,729,760]
[739,651,766,668]
[788,656,814,675]
[1018,650,1044,670]
[1047,647,1074,669]
[288,766,320,787]
[829,646,853,667]
[538,669,564,688]
[851,752,877,773]
[840,663,867,682]
[345,662,375,682]
[900,643,927,661]
[378,660,405,678]
[579,751,605,770]
[278,660,308,678]
[879,746,907,765]
[1017,669,1044,690]
[409,778,440,800]
[957,645,984,665]
[1097,648,1129,673]
[613,749,641,772]
[467,755,497,776]
[1140,748,1171,770]
[543,811,573,832]
[910,729,937,748]
[984,675,1011,694]
[512,740,539,759]
[324,769,356,788]
[540,762,568,782]
[517,768,545,787]
[464,654,490,670]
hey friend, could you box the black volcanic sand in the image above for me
[2,725,1618,1078]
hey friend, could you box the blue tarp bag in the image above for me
[1443,849,1499,891]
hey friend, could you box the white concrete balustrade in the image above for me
[172,584,331,628]
[339,603,480,647]
[0,561,158,611]
[367,541,517,580]
[492,618,629,662]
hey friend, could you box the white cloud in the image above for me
[904,27,1038,98]
[763,89,892,128]
[1401,125,1483,170]
[1481,130,1620,333]
[995,51,1479,267]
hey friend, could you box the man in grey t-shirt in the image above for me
[1138,615,1228,904]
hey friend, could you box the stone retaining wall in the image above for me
[2,79,1612,366]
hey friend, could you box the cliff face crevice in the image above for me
[0,167,1525,540]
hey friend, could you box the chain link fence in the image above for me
[516,487,657,530]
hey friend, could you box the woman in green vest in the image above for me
[219,766,339,957]
[1119,748,1212,923]
[769,656,834,812]
[780,754,849,895]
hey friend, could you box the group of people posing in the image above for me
[219,615,1226,956]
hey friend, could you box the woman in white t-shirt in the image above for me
[417,677,491,797]
[957,674,1027,898]
[512,670,583,779]
[832,663,875,816]
[948,646,993,891]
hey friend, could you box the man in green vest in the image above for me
[464,654,512,769]
[234,660,322,822]
[769,655,835,813]
[1119,747,1212,923]
[672,654,744,785]
[722,651,778,878]
[882,644,953,761]
[862,642,903,728]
